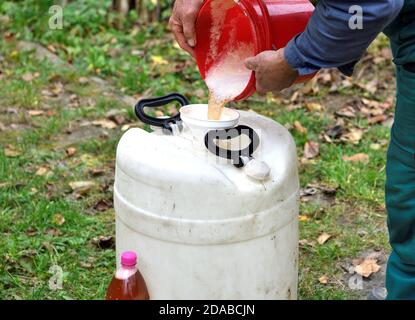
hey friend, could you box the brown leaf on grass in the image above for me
[299,239,316,247]
[90,168,105,177]
[357,79,378,95]
[52,213,65,226]
[35,167,49,176]
[326,125,345,140]
[151,55,168,66]
[355,259,381,278]
[305,102,323,112]
[0,182,10,189]
[4,146,21,157]
[22,72,40,82]
[361,98,382,108]
[299,215,310,222]
[92,235,115,249]
[319,275,329,284]
[45,227,62,237]
[155,110,164,118]
[301,77,320,95]
[66,147,77,157]
[335,106,356,118]
[368,115,387,125]
[25,228,37,237]
[293,121,307,135]
[79,261,94,269]
[28,110,44,117]
[106,110,126,125]
[370,143,381,151]
[317,232,332,245]
[78,77,89,85]
[341,128,364,144]
[93,199,113,212]
[51,82,64,95]
[92,119,117,129]
[304,141,320,159]
[343,153,369,164]
[69,181,95,195]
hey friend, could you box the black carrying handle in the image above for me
[135,93,189,132]
[204,125,260,168]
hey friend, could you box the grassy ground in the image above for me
[0,0,395,300]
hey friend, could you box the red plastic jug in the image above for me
[194,0,315,101]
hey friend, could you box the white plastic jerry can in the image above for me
[114,93,300,300]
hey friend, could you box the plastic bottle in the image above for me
[106,251,149,300]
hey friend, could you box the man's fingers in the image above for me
[171,23,195,56]
[182,16,197,47]
[245,57,259,71]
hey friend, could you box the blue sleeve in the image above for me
[284,0,404,76]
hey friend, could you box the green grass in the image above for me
[0,0,394,300]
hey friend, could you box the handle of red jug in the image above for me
[135,93,189,132]
[204,125,260,168]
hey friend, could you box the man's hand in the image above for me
[169,0,204,57]
[245,49,299,94]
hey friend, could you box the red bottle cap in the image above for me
[121,251,137,266]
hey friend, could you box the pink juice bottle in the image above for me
[106,251,149,300]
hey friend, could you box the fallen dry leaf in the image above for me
[370,143,381,151]
[343,153,369,164]
[35,167,49,176]
[92,119,117,129]
[66,147,77,157]
[336,106,356,118]
[319,275,329,284]
[121,124,132,132]
[155,110,164,118]
[92,235,115,249]
[25,228,37,237]
[326,125,344,140]
[305,102,323,112]
[90,168,105,177]
[28,110,44,117]
[341,128,364,144]
[151,55,168,66]
[78,77,89,85]
[368,115,387,125]
[317,232,332,245]
[304,141,320,159]
[45,227,62,237]
[0,182,9,189]
[299,239,316,247]
[293,121,307,135]
[69,181,95,195]
[52,213,65,226]
[22,72,40,82]
[301,77,320,95]
[93,199,113,212]
[299,215,310,222]
[79,261,93,269]
[4,147,21,157]
[355,259,381,278]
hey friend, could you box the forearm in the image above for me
[285,0,404,76]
